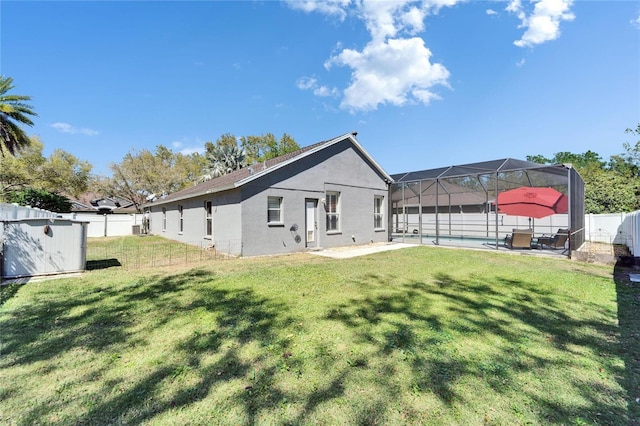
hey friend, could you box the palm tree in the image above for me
[0,76,37,156]
[201,144,246,181]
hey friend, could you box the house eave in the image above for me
[142,183,237,208]
[143,132,394,208]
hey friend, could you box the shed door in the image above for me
[305,199,317,247]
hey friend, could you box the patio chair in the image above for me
[538,228,569,250]
[504,229,534,249]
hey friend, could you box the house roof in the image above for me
[146,132,393,207]
[67,192,137,213]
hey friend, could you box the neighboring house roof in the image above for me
[68,193,137,213]
[146,132,393,207]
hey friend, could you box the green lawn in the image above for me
[1,241,638,425]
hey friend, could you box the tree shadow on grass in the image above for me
[4,268,300,425]
[321,270,628,424]
[85,258,122,270]
[613,259,640,425]
[0,282,22,308]
[3,262,631,425]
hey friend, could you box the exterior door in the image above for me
[305,199,317,247]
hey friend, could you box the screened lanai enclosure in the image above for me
[390,158,585,257]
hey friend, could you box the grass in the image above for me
[85,236,228,269]
[1,240,638,425]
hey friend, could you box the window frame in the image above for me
[325,191,341,233]
[205,201,213,237]
[178,205,184,234]
[267,196,284,226]
[162,207,167,232]
[374,195,385,230]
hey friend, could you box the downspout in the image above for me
[402,183,406,243]
[476,174,489,238]
[419,179,423,245]
[567,167,572,258]
[435,179,440,245]
[495,172,499,249]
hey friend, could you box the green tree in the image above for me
[528,126,640,213]
[0,137,91,201]
[6,188,72,213]
[38,149,92,197]
[95,145,205,212]
[0,76,37,156]
[202,143,246,180]
[526,151,605,170]
[609,124,640,178]
[583,168,637,213]
[201,132,300,180]
[241,132,300,164]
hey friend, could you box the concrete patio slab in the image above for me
[309,242,415,259]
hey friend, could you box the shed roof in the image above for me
[146,132,392,207]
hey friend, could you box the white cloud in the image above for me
[633,14,640,29]
[297,76,339,98]
[296,76,318,90]
[283,0,352,21]
[516,58,526,67]
[486,9,498,16]
[51,122,98,136]
[178,146,204,156]
[507,0,575,47]
[171,140,204,156]
[327,37,449,111]
[313,86,339,97]
[289,0,459,112]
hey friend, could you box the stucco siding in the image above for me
[145,135,390,257]
[148,189,243,255]
[210,190,243,255]
[239,139,389,256]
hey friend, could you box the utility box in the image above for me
[1,218,89,280]
[132,224,141,235]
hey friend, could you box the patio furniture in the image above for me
[538,228,569,250]
[504,229,534,249]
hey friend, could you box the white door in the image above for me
[305,200,317,246]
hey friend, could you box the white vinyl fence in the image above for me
[65,213,143,238]
[392,209,637,252]
[0,203,59,220]
[2,203,640,254]
[584,212,628,245]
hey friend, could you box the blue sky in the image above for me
[2,0,639,176]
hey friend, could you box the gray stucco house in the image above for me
[145,132,393,256]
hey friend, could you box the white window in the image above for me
[178,205,184,233]
[267,196,283,224]
[205,201,212,237]
[326,191,340,232]
[374,196,384,229]
[162,207,167,231]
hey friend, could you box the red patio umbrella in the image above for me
[497,187,568,219]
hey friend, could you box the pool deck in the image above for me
[393,236,569,259]
[310,239,569,259]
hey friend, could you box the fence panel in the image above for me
[67,213,141,237]
[0,203,58,220]
[85,239,240,270]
